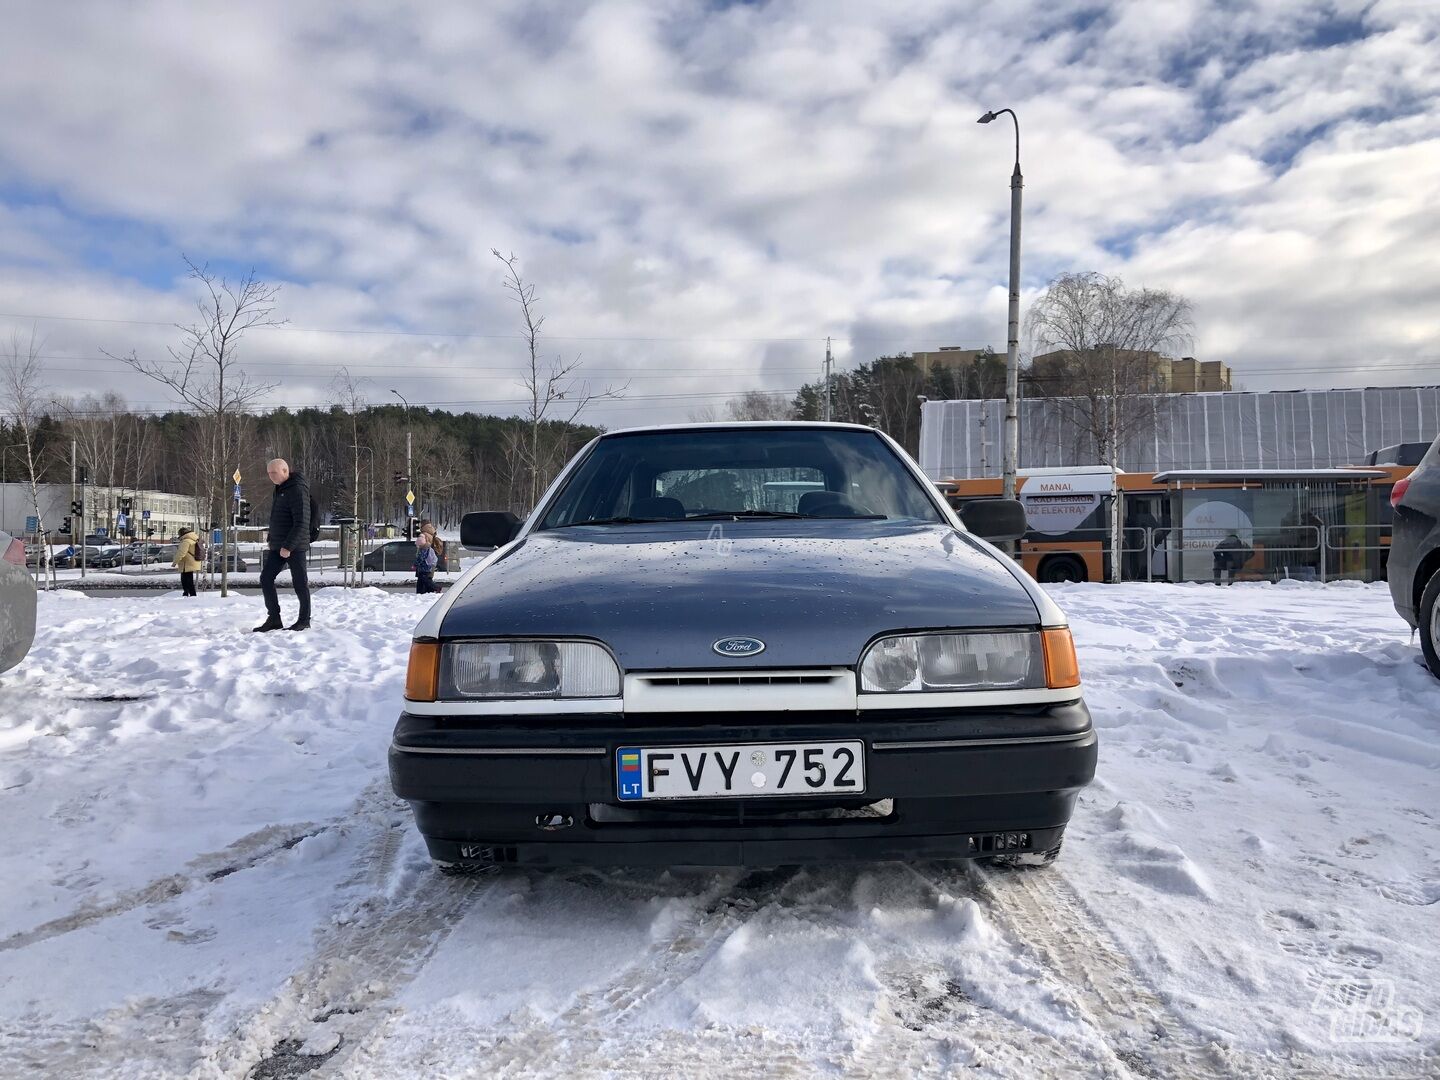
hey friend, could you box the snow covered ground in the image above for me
[0,581,1436,1078]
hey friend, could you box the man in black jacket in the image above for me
[256,458,312,632]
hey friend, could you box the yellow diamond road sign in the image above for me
[233,469,242,484]
[406,490,415,506]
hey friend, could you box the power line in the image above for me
[0,309,994,346]
[38,386,806,418]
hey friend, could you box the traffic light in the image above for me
[119,497,133,514]
[71,500,83,516]
[236,499,252,525]
[61,516,72,536]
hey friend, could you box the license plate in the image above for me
[615,741,865,802]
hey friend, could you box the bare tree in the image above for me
[2,329,54,585]
[330,367,371,567]
[687,404,720,423]
[108,257,282,595]
[1026,272,1193,581]
[725,390,794,422]
[492,250,625,508]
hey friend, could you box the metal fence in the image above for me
[1014,523,1390,584]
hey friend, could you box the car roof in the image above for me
[601,421,877,438]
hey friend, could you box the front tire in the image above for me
[1038,556,1086,584]
[1420,568,1440,680]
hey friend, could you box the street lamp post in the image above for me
[978,107,1023,512]
[389,389,414,537]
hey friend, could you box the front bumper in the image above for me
[390,701,1097,867]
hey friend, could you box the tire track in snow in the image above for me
[404,865,810,1079]
[0,821,328,953]
[851,863,1124,1080]
[967,863,1434,1080]
[192,789,495,1080]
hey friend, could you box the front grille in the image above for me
[625,668,856,713]
[588,798,896,827]
[640,674,838,688]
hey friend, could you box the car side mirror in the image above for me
[461,511,521,550]
[958,499,1028,542]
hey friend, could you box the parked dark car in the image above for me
[0,529,37,674]
[205,551,248,573]
[89,546,125,569]
[1387,434,1440,678]
[54,545,123,569]
[358,539,459,573]
[392,422,1095,873]
[358,540,421,572]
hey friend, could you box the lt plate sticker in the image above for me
[617,748,644,801]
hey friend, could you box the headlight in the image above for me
[441,640,621,699]
[859,631,1045,692]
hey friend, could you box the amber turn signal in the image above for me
[1041,628,1081,689]
[405,641,441,701]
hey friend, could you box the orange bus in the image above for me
[939,464,1412,584]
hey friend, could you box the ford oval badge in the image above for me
[713,636,766,658]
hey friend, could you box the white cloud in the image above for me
[0,0,1437,425]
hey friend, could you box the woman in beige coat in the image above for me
[173,527,203,596]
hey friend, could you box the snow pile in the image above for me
[0,582,1436,1078]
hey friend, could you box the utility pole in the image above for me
[823,337,833,422]
[978,107,1023,511]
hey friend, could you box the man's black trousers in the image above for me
[261,549,311,621]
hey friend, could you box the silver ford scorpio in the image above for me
[391,422,1096,872]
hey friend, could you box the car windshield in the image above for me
[537,427,944,529]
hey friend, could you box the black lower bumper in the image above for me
[389,701,1097,867]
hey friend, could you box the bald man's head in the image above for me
[267,459,291,484]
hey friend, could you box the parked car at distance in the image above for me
[89,546,125,569]
[24,543,48,567]
[392,422,1096,873]
[205,551,248,573]
[0,529,37,675]
[53,545,122,570]
[1387,433,1440,678]
[122,544,166,565]
[358,539,420,573]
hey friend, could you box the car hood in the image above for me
[439,521,1040,670]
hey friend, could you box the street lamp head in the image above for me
[977,111,997,124]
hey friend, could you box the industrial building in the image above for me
[918,385,1440,479]
[0,483,200,540]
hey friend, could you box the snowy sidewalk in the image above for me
[0,583,1435,1078]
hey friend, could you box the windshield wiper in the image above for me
[683,510,807,521]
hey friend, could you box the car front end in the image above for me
[390,424,1097,870]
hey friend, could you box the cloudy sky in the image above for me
[1,0,1437,427]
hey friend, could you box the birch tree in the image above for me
[1,330,53,584]
[492,250,625,509]
[1025,272,1193,581]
